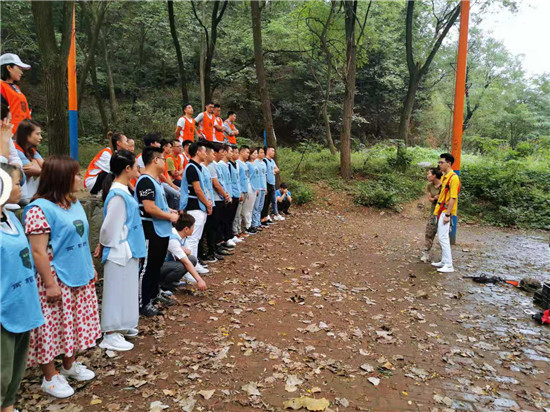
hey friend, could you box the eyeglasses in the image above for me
[438,161,447,164]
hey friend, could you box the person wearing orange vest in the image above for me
[84,132,129,194]
[159,139,181,209]
[431,153,461,274]
[224,111,239,145]
[166,139,184,186]
[175,104,198,143]
[181,140,191,171]
[195,103,215,141]
[1,53,32,134]
[213,104,225,143]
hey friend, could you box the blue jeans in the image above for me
[252,189,266,228]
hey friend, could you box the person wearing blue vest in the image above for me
[94,150,146,352]
[24,156,100,399]
[179,141,212,274]
[263,146,285,221]
[213,143,235,250]
[232,145,250,238]
[225,145,243,244]
[275,182,292,215]
[247,148,262,233]
[254,147,268,228]
[134,147,179,318]
[1,164,44,411]
[238,146,257,234]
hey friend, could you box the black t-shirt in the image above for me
[135,176,157,237]
[185,160,201,211]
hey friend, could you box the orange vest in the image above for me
[214,116,224,142]
[181,153,189,170]
[225,120,237,145]
[14,142,36,161]
[183,117,196,142]
[1,80,31,134]
[84,147,112,188]
[200,112,214,141]
[166,153,182,174]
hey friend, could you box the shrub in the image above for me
[285,179,314,205]
[354,182,398,209]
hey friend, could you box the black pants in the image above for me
[225,198,239,241]
[159,256,197,289]
[261,184,275,218]
[278,198,291,214]
[204,201,224,255]
[90,171,108,195]
[139,227,169,309]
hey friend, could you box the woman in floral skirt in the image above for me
[24,156,101,399]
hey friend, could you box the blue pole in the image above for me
[69,110,79,161]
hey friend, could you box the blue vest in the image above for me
[24,199,94,287]
[247,161,260,191]
[265,158,276,185]
[202,164,216,205]
[237,160,249,193]
[134,175,172,238]
[255,159,267,190]
[216,161,231,194]
[180,162,210,212]
[0,211,45,333]
[165,230,186,262]
[102,188,147,262]
[229,161,241,198]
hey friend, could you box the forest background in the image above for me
[1,0,549,229]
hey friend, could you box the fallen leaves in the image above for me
[241,382,261,397]
[283,396,330,411]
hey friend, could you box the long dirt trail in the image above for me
[18,189,550,411]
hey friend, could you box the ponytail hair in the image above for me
[108,131,126,151]
[102,149,136,201]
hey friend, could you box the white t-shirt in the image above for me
[85,149,112,190]
[99,182,132,265]
[167,227,190,262]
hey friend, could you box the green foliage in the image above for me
[285,178,315,205]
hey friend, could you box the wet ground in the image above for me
[17,187,549,411]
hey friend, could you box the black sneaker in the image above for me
[140,303,161,317]
[246,227,257,234]
[214,252,225,260]
[265,220,275,225]
[283,211,291,215]
[223,242,235,249]
[198,258,208,267]
[217,248,233,256]
[261,221,269,226]
[204,255,218,263]
[154,294,175,307]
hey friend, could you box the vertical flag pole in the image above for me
[68,3,79,161]
[450,0,470,245]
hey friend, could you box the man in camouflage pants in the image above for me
[421,168,442,262]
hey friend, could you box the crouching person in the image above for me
[276,183,292,215]
[160,212,207,291]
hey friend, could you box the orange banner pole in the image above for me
[450,0,470,244]
[68,3,78,160]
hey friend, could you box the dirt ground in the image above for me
[17,185,550,411]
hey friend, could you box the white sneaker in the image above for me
[99,333,134,351]
[60,362,95,381]
[122,328,139,337]
[420,251,430,263]
[277,214,285,221]
[232,236,243,243]
[195,264,209,274]
[267,216,273,222]
[431,261,444,268]
[41,374,74,398]
[437,265,455,273]
[184,273,197,284]
[226,239,237,247]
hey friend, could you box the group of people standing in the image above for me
[0,52,292,409]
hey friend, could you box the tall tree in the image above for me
[397,0,460,145]
[191,0,228,105]
[31,1,74,155]
[250,0,276,149]
[167,0,189,106]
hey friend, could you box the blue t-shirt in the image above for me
[275,189,291,200]
[17,148,42,166]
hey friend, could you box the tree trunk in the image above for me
[322,62,336,155]
[77,2,108,109]
[339,0,358,180]
[397,71,420,145]
[250,0,276,149]
[31,1,74,156]
[167,0,189,106]
[102,36,118,123]
[89,56,109,134]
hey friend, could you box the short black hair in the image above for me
[189,142,206,157]
[182,140,192,149]
[440,153,454,165]
[171,139,181,146]
[279,182,288,189]
[0,64,16,81]
[175,212,196,231]
[429,168,443,179]
[213,103,221,109]
[239,145,250,152]
[223,144,231,151]
[160,139,171,149]
[206,101,214,107]
[1,102,10,121]
[142,146,163,165]
[143,132,161,147]
[266,145,275,151]
[212,142,224,153]
[227,111,235,117]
